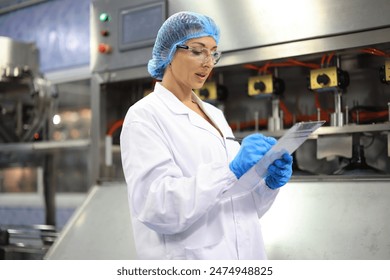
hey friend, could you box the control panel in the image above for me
[309,66,349,91]
[380,60,390,84]
[248,75,285,96]
[90,0,166,73]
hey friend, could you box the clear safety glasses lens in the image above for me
[176,45,222,65]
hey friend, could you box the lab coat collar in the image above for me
[154,82,192,115]
[154,82,224,141]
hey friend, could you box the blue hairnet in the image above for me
[148,11,220,80]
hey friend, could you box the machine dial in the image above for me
[254,81,266,92]
[317,74,330,85]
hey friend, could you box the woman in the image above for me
[120,11,292,260]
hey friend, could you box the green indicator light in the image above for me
[99,13,110,22]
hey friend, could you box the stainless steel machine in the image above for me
[0,36,49,143]
[48,0,390,260]
[0,36,91,259]
[0,36,56,259]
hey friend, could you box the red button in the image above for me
[98,43,112,54]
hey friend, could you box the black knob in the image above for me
[317,74,330,85]
[254,81,266,92]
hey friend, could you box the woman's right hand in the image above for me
[229,133,276,179]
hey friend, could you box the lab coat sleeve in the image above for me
[121,120,237,235]
[252,180,279,219]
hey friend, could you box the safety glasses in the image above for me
[176,45,222,65]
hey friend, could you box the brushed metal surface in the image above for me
[91,0,390,72]
[45,183,136,260]
[262,180,390,259]
[317,135,353,159]
[45,180,390,260]
[217,27,390,67]
[0,36,39,77]
[168,0,390,52]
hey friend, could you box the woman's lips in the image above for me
[196,73,207,79]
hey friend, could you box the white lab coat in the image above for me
[120,82,279,260]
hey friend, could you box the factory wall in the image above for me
[0,0,90,73]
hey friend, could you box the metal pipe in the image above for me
[43,154,55,227]
[336,55,341,68]
[105,135,113,166]
[388,102,390,122]
[268,99,281,131]
[0,139,90,152]
[331,90,343,127]
[356,109,360,124]
[279,109,284,130]
[254,111,259,132]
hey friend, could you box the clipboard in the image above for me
[253,121,325,178]
[222,121,325,198]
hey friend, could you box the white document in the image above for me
[223,121,325,198]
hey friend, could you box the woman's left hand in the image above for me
[265,153,293,189]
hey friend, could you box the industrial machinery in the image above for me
[0,36,55,259]
[0,36,54,200]
[0,36,50,143]
[0,36,91,259]
[47,0,390,260]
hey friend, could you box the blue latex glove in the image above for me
[265,153,293,189]
[229,134,277,179]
